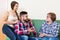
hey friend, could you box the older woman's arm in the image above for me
[40,24,60,37]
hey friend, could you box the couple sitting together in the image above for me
[2,1,60,40]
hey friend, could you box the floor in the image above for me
[0,18,6,40]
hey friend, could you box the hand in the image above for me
[39,33,45,37]
[28,28,34,32]
[14,20,19,24]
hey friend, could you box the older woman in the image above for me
[38,12,60,40]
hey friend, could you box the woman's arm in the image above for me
[39,33,53,37]
[43,24,60,37]
[3,11,18,25]
[43,33,53,37]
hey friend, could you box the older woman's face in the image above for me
[14,4,19,11]
[46,14,52,22]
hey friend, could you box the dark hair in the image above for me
[48,12,56,22]
[11,1,19,20]
[20,11,28,16]
[11,1,18,10]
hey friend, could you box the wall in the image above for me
[7,0,60,20]
[0,0,7,40]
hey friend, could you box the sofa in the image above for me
[6,20,60,40]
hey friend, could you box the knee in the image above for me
[14,36,16,40]
[21,35,28,39]
[2,24,8,30]
[3,24,8,27]
[2,24,8,33]
[21,35,28,40]
[34,38,38,40]
[32,37,38,40]
[11,35,16,40]
[2,24,10,33]
[41,37,48,40]
[49,37,58,40]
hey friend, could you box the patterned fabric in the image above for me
[39,21,60,37]
[14,20,37,36]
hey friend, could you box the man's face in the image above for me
[23,14,28,21]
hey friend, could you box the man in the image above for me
[14,11,37,40]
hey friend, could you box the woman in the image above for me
[38,12,59,40]
[2,1,19,40]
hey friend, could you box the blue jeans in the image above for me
[38,37,58,40]
[2,24,17,40]
[17,35,38,40]
[2,24,37,40]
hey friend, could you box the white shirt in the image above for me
[7,11,18,27]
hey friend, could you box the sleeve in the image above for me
[14,23,20,34]
[51,24,60,37]
[29,21,37,36]
[29,21,36,30]
[14,22,23,35]
[19,23,28,34]
[39,22,46,33]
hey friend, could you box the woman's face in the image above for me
[46,14,52,22]
[13,4,18,11]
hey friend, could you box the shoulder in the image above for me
[53,21,60,28]
[42,21,47,25]
[5,10,10,15]
[5,11,9,14]
[3,11,9,17]
[53,21,59,25]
